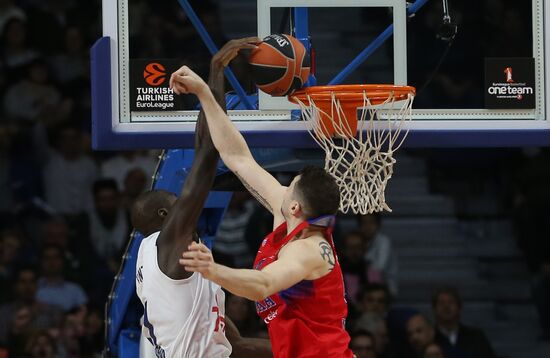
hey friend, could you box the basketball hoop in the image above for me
[289,84,416,215]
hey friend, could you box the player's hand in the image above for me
[180,242,217,280]
[211,37,261,68]
[170,66,208,96]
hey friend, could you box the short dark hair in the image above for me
[359,283,391,303]
[432,286,462,308]
[93,178,119,196]
[131,190,176,235]
[294,166,340,218]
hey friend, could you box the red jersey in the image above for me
[253,219,354,358]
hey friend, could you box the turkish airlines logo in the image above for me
[504,67,513,83]
[143,63,166,86]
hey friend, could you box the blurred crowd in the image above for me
[0,0,548,357]
[0,0,159,356]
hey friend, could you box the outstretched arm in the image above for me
[157,39,257,279]
[180,239,332,301]
[171,61,286,223]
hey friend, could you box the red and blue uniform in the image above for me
[253,217,354,358]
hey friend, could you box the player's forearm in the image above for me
[196,88,253,168]
[210,264,271,302]
[194,64,226,153]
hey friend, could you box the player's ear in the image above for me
[289,200,301,217]
[158,208,169,217]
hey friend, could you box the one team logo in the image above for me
[504,67,514,83]
[144,63,167,86]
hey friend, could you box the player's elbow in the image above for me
[250,275,273,301]
[250,289,269,302]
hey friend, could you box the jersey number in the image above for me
[212,306,226,332]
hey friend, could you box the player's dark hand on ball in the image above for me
[212,37,261,68]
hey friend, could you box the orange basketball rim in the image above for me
[289,84,416,138]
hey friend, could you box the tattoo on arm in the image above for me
[319,241,335,271]
[234,171,273,214]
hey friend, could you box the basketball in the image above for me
[249,34,310,96]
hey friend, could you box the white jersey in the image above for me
[136,232,232,358]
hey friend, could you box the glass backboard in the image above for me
[92,0,550,149]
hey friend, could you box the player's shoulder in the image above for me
[282,234,329,259]
[141,231,161,244]
[137,231,161,256]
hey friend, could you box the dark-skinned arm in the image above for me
[225,316,272,358]
[156,38,259,279]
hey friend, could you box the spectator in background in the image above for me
[432,287,495,358]
[0,122,41,211]
[121,167,148,210]
[0,123,14,213]
[406,314,436,357]
[0,229,22,302]
[39,123,98,215]
[423,342,446,358]
[79,305,103,355]
[354,313,393,358]
[4,60,72,123]
[40,216,98,287]
[0,0,26,32]
[225,293,260,338]
[359,284,391,317]
[0,267,61,346]
[23,0,74,55]
[349,330,377,358]
[50,26,88,86]
[340,230,370,304]
[3,305,33,356]
[0,17,38,78]
[36,245,87,312]
[57,307,86,357]
[100,150,156,190]
[41,216,111,306]
[23,330,58,358]
[212,191,255,268]
[88,179,130,264]
[358,213,398,295]
[41,218,72,259]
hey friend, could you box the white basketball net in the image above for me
[294,91,414,214]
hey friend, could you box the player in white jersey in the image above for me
[131,38,271,358]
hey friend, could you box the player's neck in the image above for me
[285,217,303,235]
[285,217,323,238]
